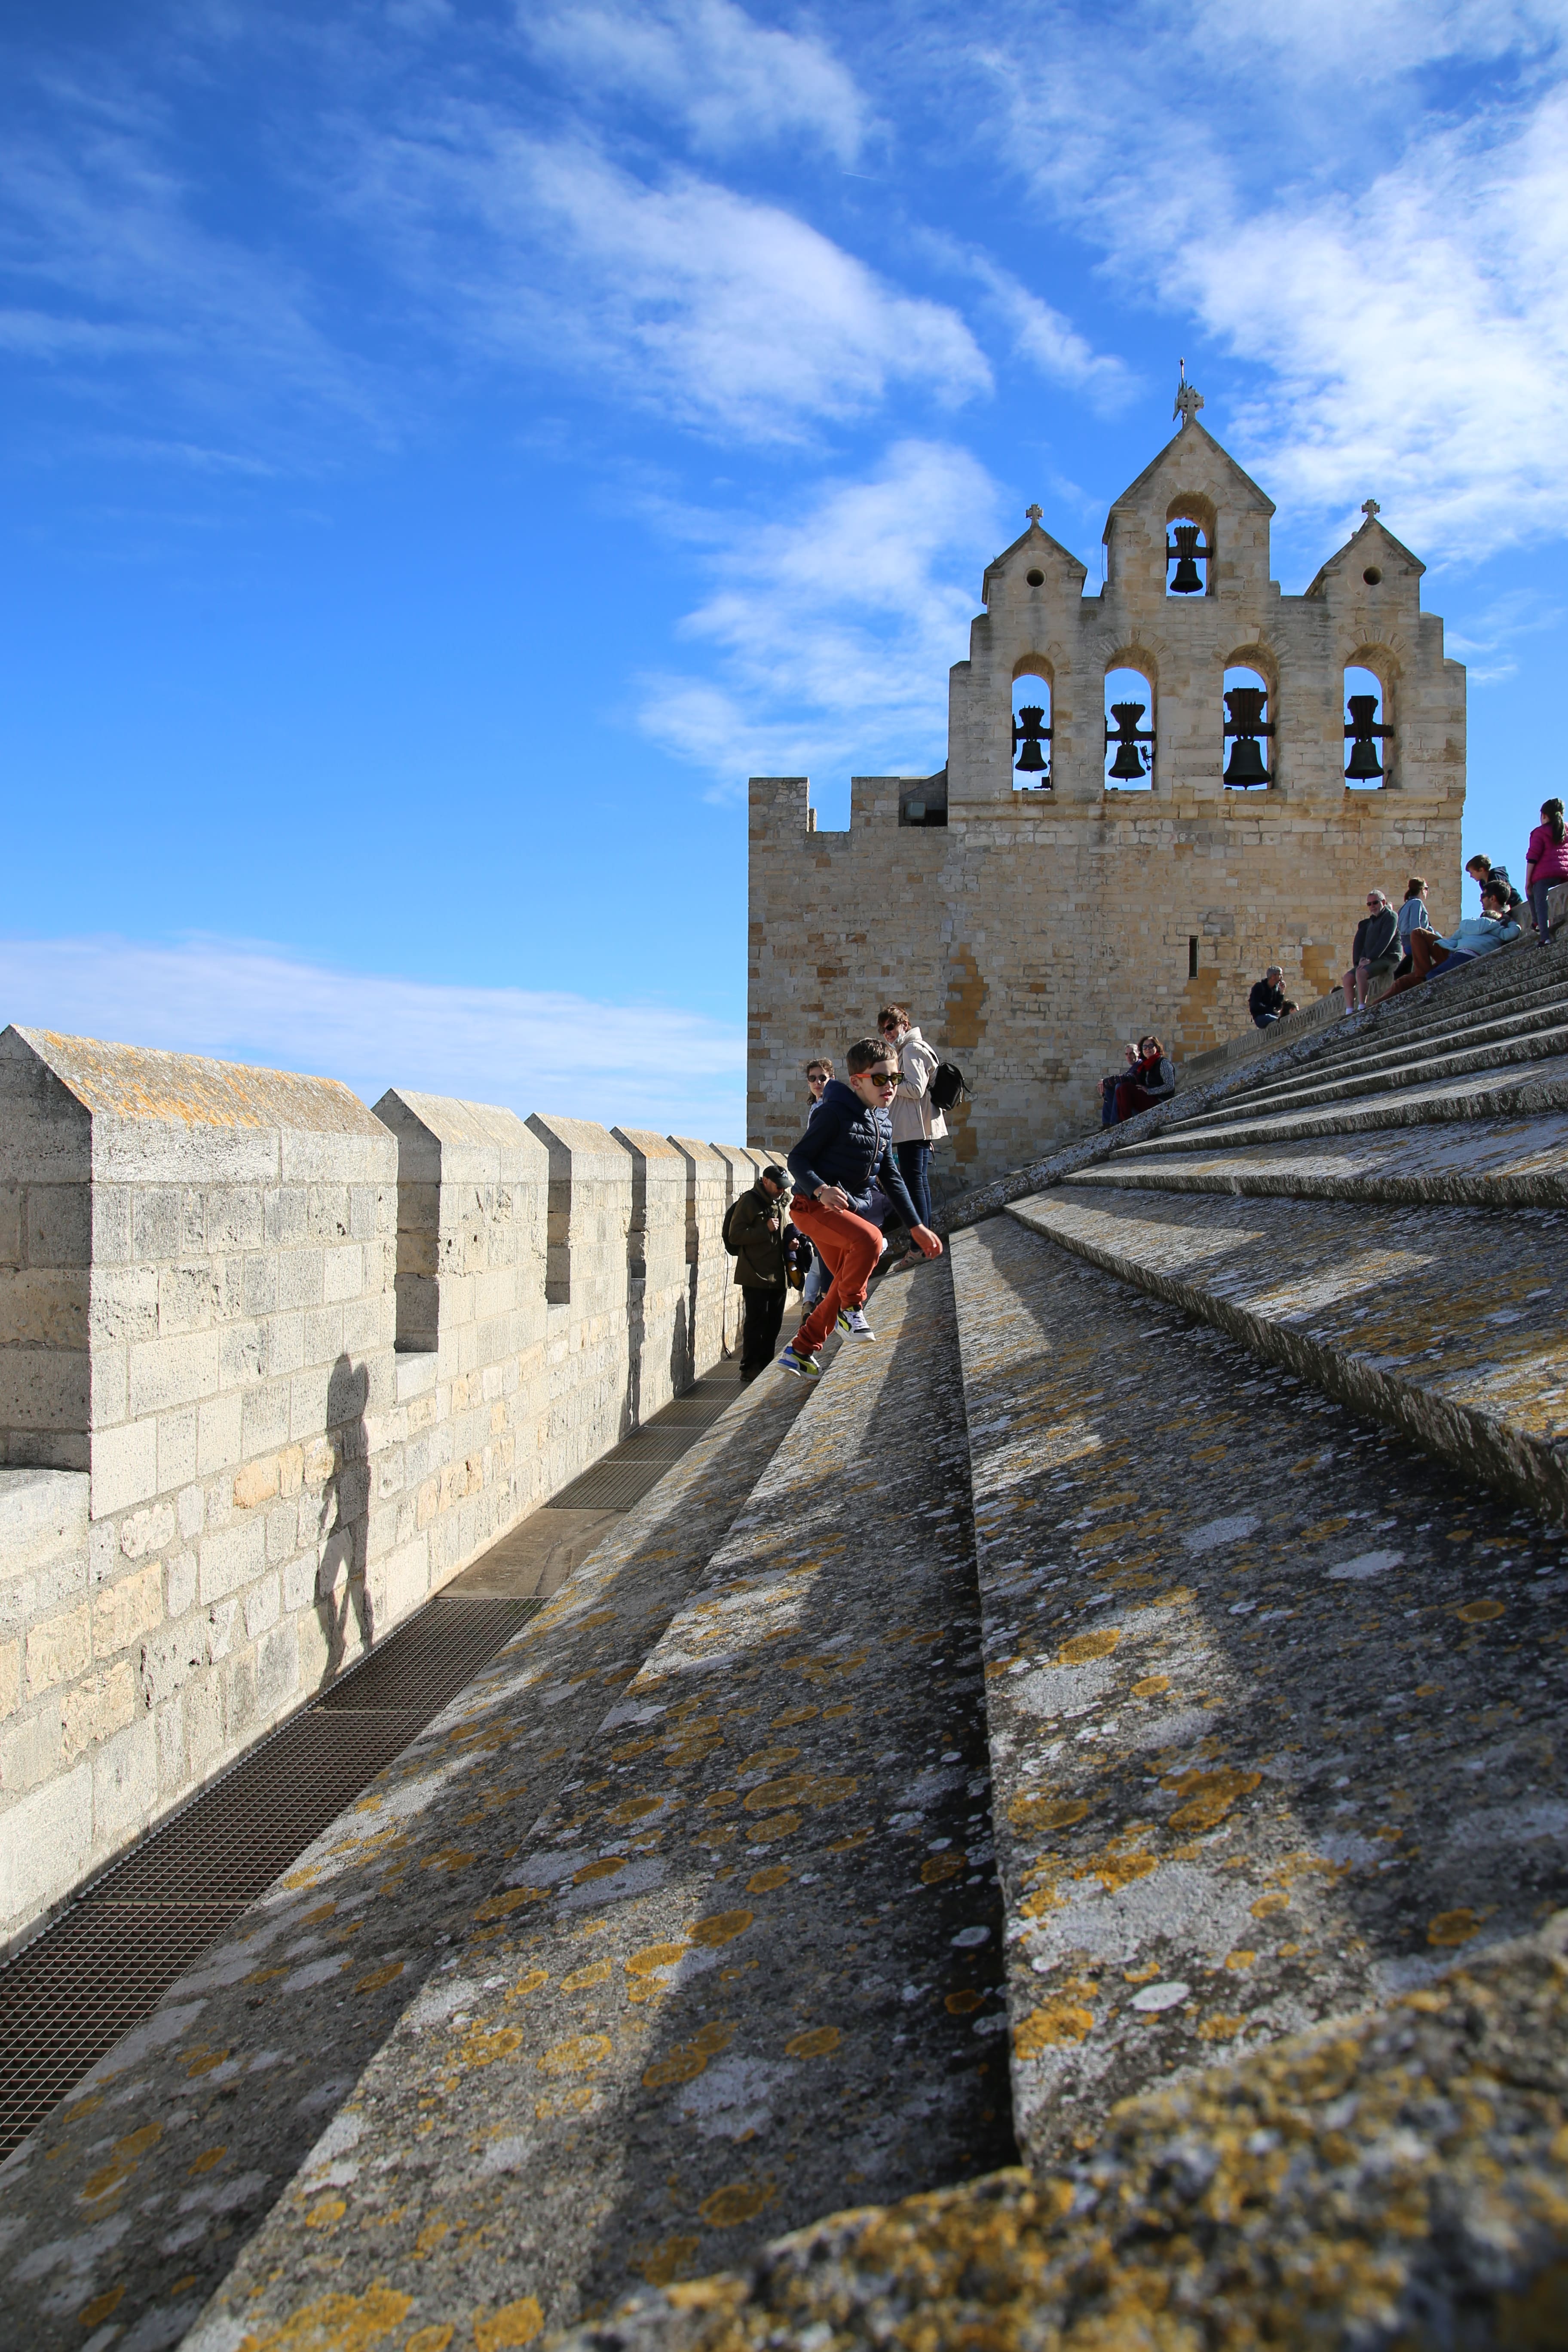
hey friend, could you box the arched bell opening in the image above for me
[1222,663,1273,790]
[1344,662,1392,788]
[1165,495,1214,597]
[1011,671,1053,792]
[1104,664,1155,790]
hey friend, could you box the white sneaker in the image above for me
[838,1308,875,1340]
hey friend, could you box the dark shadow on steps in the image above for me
[957,1216,1568,2166]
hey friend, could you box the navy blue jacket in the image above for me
[786,1080,922,1228]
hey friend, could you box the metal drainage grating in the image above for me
[547,1458,680,1510]
[0,1592,540,2159]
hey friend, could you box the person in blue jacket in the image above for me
[778,1037,943,1378]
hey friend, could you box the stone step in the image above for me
[1004,1184,1568,1525]
[1112,1053,1568,1156]
[943,1213,1568,2173]
[1167,1012,1568,1134]
[183,1259,1013,2350]
[1069,1112,1568,1210]
[0,1359,821,2352]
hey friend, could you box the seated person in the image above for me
[1248,967,1298,1027]
[1342,890,1400,1011]
[1101,1041,1138,1126]
[1384,882,1520,997]
[1466,853,1524,919]
[1115,1034,1176,1121]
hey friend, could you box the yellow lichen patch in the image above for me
[1131,1675,1171,1698]
[472,2295,544,2349]
[1299,1516,1351,1544]
[1225,1949,1257,1971]
[1008,1793,1091,1833]
[921,1854,965,1885]
[688,1910,753,1948]
[699,2180,774,2228]
[1057,1629,1120,1665]
[405,2329,454,2352]
[1251,1892,1291,1918]
[785,2026,841,2059]
[946,1990,984,2015]
[1124,1962,1161,1983]
[190,2145,227,2173]
[741,1773,814,1814]
[1014,2000,1095,2055]
[305,2197,347,2227]
[458,2024,525,2067]
[355,1962,404,1995]
[1197,2014,1246,2041]
[736,1747,801,1775]
[827,1830,870,1854]
[506,1969,550,2003]
[234,2284,413,2349]
[1458,1599,1506,1624]
[744,1813,800,1845]
[625,1944,685,1980]
[631,2235,703,2287]
[537,2033,613,2077]
[77,2284,126,2328]
[1074,1835,1157,1894]
[747,1865,790,1893]
[643,2021,736,2089]
[573,1856,628,1885]
[1162,1767,1262,1831]
[1147,1586,1196,1609]
[606,1796,665,1826]
[771,1706,818,1728]
[413,2220,448,2257]
[1428,1909,1482,1947]
[561,1958,613,1993]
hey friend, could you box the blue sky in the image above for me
[3,0,1566,1137]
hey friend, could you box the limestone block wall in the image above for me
[0,1030,757,1951]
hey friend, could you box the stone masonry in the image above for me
[748,407,1465,1194]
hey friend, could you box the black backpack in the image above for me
[721,1196,744,1255]
[930,1061,969,1114]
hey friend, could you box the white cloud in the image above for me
[968,254,1131,408]
[638,438,1002,787]
[353,127,989,440]
[525,0,866,163]
[0,936,746,1140]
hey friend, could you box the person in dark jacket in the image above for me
[779,1037,942,1378]
[1248,968,1297,1028]
[1114,1035,1175,1121]
[729,1166,794,1378]
[1342,891,1400,1011]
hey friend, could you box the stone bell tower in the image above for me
[747,383,1465,1192]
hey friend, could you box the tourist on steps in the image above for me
[1466,852,1524,921]
[1342,890,1400,1011]
[729,1165,795,1381]
[1382,881,1520,998]
[778,1040,943,1380]
[799,1058,835,1313]
[1114,1035,1175,1121]
[1525,802,1568,948]
[1101,1041,1138,1125]
[1248,968,1297,1028]
[1394,877,1433,976]
[879,1003,946,1230]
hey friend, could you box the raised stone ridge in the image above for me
[4,1025,384,1135]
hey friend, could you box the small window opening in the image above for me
[1012,675,1052,792]
[1222,665,1273,789]
[1166,518,1209,595]
[1026,567,1045,587]
[1362,566,1382,586]
[1344,665,1390,787]
[1104,667,1154,790]
[1188,936,1199,978]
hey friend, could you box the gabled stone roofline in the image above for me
[981,516,1086,600]
[1305,512,1427,598]
[1103,417,1276,530]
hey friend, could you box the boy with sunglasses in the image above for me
[778,1038,943,1378]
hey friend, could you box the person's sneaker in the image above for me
[777,1345,822,1379]
[836,1309,875,1340]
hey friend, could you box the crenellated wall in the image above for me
[0,1029,759,1952]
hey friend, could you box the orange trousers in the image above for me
[790,1195,883,1357]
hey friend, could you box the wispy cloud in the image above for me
[967,253,1132,409]
[348,126,990,441]
[639,437,1002,789]
[0,935,746,1139]
[524,0,867,163]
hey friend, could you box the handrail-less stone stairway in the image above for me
[6,947,1568,2349]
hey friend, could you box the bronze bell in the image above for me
[1222,685,1273,787]
[1167,522,1205,594]
[1344,692,1389,781]
[1106,700,1152,780]
[1014,704,1050,775]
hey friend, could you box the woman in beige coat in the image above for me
[878,1004,946,1230]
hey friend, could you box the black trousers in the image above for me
[740,1283,786,1370]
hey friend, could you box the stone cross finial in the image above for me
[1362,498,1381,521]
[1025,503,1043,525]
[1173,359,1204,428]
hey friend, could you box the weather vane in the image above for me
[1173,358,1204,429]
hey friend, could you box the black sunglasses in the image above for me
[864,1069,900,1086]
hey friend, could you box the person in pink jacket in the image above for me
[1525,799,1568,948]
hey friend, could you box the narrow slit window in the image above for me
[1188,936,1199,978]
[1105,667,1155,790]
[1012,675,1052,791]
[1344,665,1390,787]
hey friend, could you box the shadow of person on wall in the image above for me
[316,1352,372,1689]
